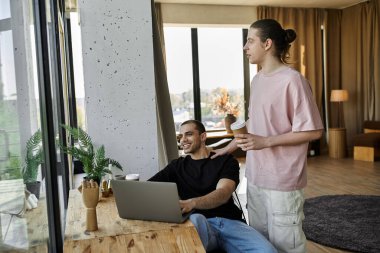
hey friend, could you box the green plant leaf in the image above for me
[94,145,106,169]
[22,129,43,183]
[107,158,123,170]
[60,125,123,180]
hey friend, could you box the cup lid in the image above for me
[231,120,246,130]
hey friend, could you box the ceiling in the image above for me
[155,0,365,9]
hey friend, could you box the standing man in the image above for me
[212,19,324,253]
[149,120,277,253]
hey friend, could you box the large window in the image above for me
[164,27,257,132]
[69,12,86,130]
[0,0,75,251]
[164,27,194,131]
[198,28,245,130]
[0,0,49,250]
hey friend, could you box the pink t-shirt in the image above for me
[245,67,323,191]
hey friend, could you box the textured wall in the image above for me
[79,0,158,179]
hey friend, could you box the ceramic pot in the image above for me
[26,181,41,199]
[224,114,237,133]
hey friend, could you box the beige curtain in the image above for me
[258,3,380,154]
[341,0,380,149]
[155,4,166,67]
[325,9,342,130]
[258,7,324,112]
[258,6,326,152]
[151,2,179,168]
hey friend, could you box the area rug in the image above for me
[303,195,380,253]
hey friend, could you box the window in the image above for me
[0,0,49,250]
[0,0,11,19]
[0,0,76,250]
[164,27,257,132]
[69,12,86,130]
[164,27,194,131]
[198,28,245,130]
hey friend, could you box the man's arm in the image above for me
[235,129,323,151]
[179,178,236,214]
[210,139,239,159]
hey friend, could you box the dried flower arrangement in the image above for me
[214,88,240,116]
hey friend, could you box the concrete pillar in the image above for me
[79,0,158,179]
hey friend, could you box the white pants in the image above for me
[247,183,306,253]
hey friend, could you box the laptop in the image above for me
[111,180,192,223]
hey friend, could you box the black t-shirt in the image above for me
[148,152,242,220]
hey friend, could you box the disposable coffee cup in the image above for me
[231,120,248,138]
[125,173,140,181]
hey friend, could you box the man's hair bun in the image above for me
[285,29,297,43]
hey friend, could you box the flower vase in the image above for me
[224,114,237,133]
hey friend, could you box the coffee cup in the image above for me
[231,120,248,139]
[125,173,140,181]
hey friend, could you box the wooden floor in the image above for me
[305,156,380,253]
[237,155,380,253]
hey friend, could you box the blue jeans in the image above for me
[190,213,278,253]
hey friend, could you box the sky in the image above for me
[164,27,257,95]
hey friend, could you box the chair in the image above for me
[353,121,380,162]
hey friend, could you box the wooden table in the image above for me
[64,190,205,252]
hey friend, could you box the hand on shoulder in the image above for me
[210,148,229,159]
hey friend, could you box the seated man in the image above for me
[149,120,277,253]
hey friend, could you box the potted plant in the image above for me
[60,125,122,184]
[22,129,43,199]
[214,88,240,133]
